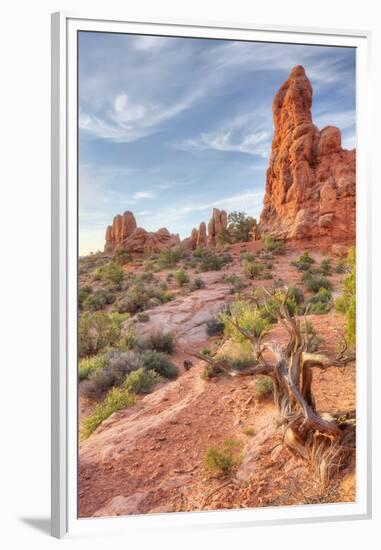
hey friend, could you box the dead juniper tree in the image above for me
[186,288,355,484]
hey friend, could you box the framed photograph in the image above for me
[51,12,372,538]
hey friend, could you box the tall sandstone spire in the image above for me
[260,65,355,243]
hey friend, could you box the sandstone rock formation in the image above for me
[207,208,228,245]
[259,65,355,243]
[187,209,228,250]
[104,211,180,254]
[105,211,137,252]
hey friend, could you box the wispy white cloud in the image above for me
[132,190,156,200]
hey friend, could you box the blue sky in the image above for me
[78,32,356,255]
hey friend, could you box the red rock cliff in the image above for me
[259,65,355,243]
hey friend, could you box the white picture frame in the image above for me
[51,11,372,539]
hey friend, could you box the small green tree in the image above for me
[228,211,256,243]
[335,247,356,347]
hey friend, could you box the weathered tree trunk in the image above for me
[186,290,355,483]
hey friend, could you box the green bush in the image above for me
[292,251,315,271]
[158,247,184,268]
[199,253,224,272]
[95,261,124,285]
[206,317,225,337]
[301,322,324,352]
[79,312,121,357]
[228,211,256,243]
[254,376,274,401]
[303,275,332,293]
[335,247,356,347]
[141,350,179,379]
[306,287,332,314]
[216,226,232,245]
[78,285,92,310]
[124,368,159,394]
[334,260,347,274]
[137,330,175,354]
[204,438,242,476]
[287,285,305,305]
[83,350,142,398]
[78,354,107,381]
[320,258,331,276]
[261,233,285,255]
[241,251,256,262]
[220,301,271,343]
[223,274,247,294]
[83,289,115,311]
[190,277,206,291]
[80,386,136,440]
[174,269,189,286]
[243,260,264,279]
[113,249,132,266]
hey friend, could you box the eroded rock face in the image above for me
[207,208,228,245]
[105,211,137,252]
[187,209,228,249]
[259,65,355,243]
[104,211,180,254]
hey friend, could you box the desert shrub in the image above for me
[79,312,120,357]
[136,312,150,322]
[300,322,324,352]
[228,211,256,243]
[82,350,142,398]
[287,285,305,305]
[335,247,356,347]
[206,317,225,337]
[220,301,271,343]
[273,278,285,288]
[255,376,274,401]
[303,275,332,294]
[223,274,247,294]
[199,253,224,272]
[123,368,159,394]
[139,271,155,282]
[158,290,175,303]
[142,259,157,272]
[120,324,137,349]
[141,350,178,379]
[320,258,331,276]
[201,348,212,356]
[241,251,256,262]
[78,354,107,381]
[292,251,315,272]
[334,260,347,274]
[78,285,92,310]
[201,363,222,379]
[158,247,184,268]
[137,330,175,354]
[204,438,242,476]
[216,226,232,245]
[80,386,136,440]
[261,233,285,255]
[116,283,173,314]
[166,272,174,282]
[113,249,132,266]
[174,269,189,287]
[190,277,206,291]
[243,260,264,279]
[83,289,115,311]
[95,261,124,285]
[305,287,332,314]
